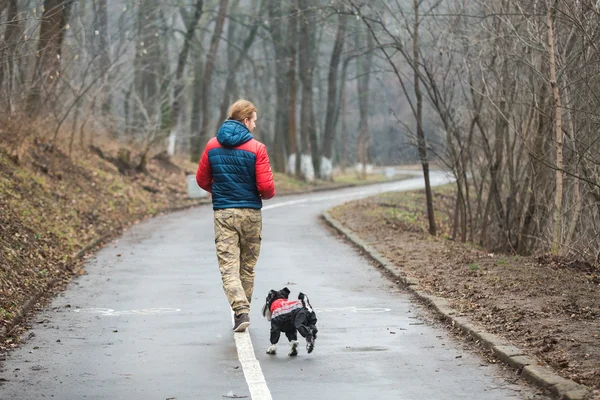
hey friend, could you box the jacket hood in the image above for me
[217,119,253,147]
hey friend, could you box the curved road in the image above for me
[0,171,546,399]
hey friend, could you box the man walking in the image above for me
[196,99,276,332]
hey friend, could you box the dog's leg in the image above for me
[305,322,317,354]
[288,340,299,357]
[306,333,315,354]
[267,318,283,355]
[285,329,299,357]
[293,309,317,354]
[266,344,277,355]
[270,320,282,349]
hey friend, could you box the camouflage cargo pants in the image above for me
[214,208,262,315]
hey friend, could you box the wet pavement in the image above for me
[0,171,548,399]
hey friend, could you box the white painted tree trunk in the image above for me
[168,131,177,156]
[287,153,315,182]
[319,157,333,180]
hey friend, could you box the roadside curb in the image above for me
[0,280,57,343]
[0,199,210,342]
[321,210,593,400]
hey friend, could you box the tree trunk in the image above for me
[0,5,7,95]
[68,100,81,158]
[93,0,111,115]
[132,0,161,133]
[355,23,373,180]
[333,55,353,138]
[306,5,320,180]
[189,49,205,160]
[26,0,74,115]
[191,0,228,162]
[340,84,348,174]
[489,96,508,247]
[167,0,203,156]
[267,0,289,173]
[124,83,133,138]
[218,0,263,122]
[321,14,346,179]
[286,1,300,178]
[1,0,19,113]
[413,0,436,235]
[546,1,563,254]
[563,87,581,252]
[298,0,317,180]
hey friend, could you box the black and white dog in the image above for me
[261,287,318,356]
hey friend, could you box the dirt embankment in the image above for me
[0,139,205,348]
[330,190,600,395]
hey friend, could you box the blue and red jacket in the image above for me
[196,119,275,210]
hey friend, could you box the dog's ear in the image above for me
[261,302,272,321]
[281,287,290,298]
[262,290,276,320]
[265,290,275,307]
[265,289,276,302]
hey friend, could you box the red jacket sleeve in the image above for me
[196,144,213,193]
[255,143,275,199]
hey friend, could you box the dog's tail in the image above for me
[298,292,313,313]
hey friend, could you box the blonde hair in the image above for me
[227,99,257,122]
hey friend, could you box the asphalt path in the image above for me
[0,171,546,400]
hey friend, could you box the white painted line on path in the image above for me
[261,188,377,211]
[230,311,272,400]
[73,307,181,316]
[234,330,273,400]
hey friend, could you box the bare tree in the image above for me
[355,23,373,181]
[165,0,204,156]
[0,0,19,113]
[26,0,75,114]
[190,0,228,162]
[286,1,300,177]
[321,12,346,179]
[266,0,290,172]
[349,0,437,234]
[411,0,436,235]
[546,0,563,254]
[218,0,264,123]
[298,0,318,180]
[92,0,111,115]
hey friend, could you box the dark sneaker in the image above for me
[306,335,315,354]
[233,313,250,332]
[288,340,299,357]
